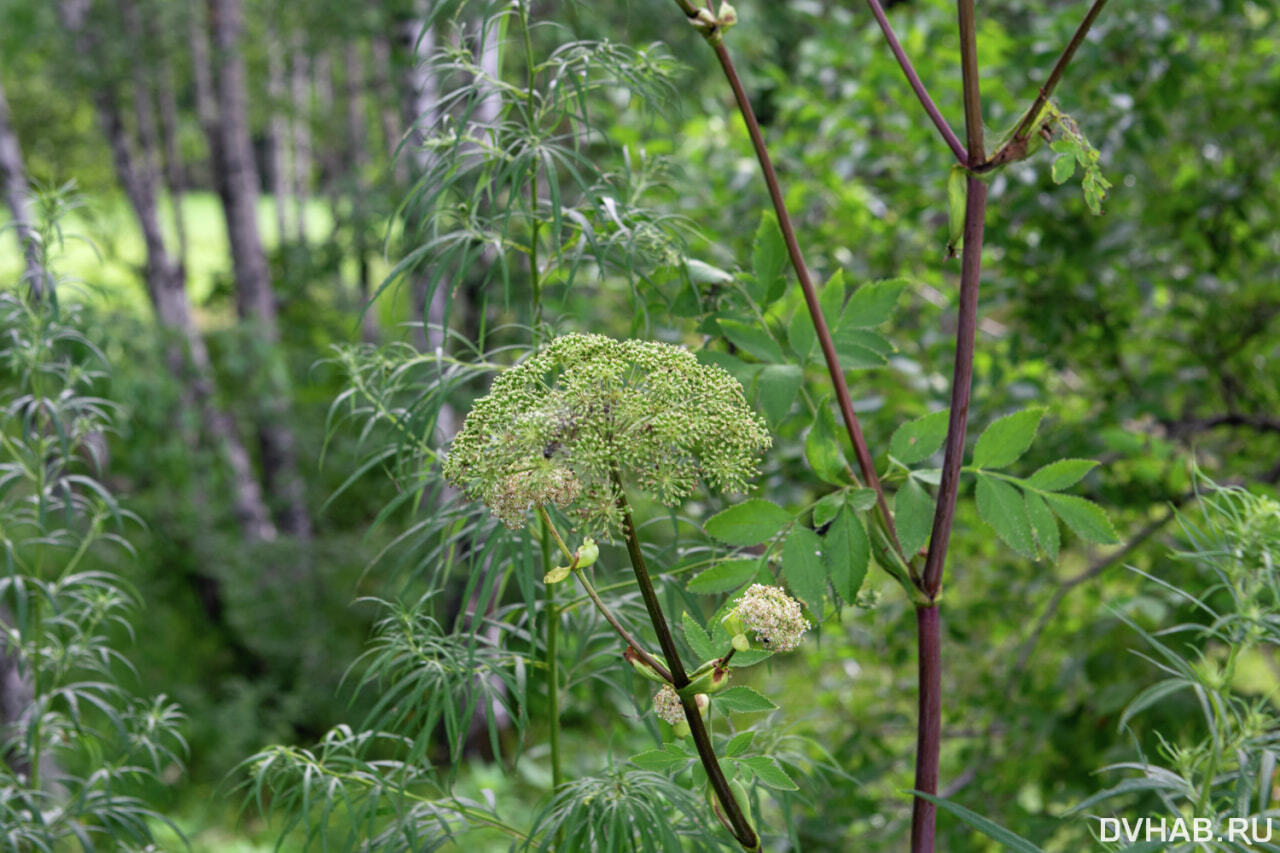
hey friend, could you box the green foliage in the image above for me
[0,259,184,846]
[1071,483,1280,849]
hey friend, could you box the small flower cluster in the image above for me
[487,465,582,529]
[652,684,710,737]
[652,684,685,726]
[731,584,810,653]
[443,333,771,535]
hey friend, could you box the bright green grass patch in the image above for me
[2,192,411,332]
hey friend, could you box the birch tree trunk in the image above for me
[0,77,46,299]
[61,0,279,545]
[267,23,291,247]
[344,38,379,344]
[201,0,313,540]
[289,31,311,245]
[370,29,407,186]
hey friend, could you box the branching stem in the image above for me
[863,0,967,163]
[613,479,759,851]
[704,37,904,560]
[537,506,672,682]
[1008,0,1111,147]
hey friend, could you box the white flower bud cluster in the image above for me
[733,584,810,653]
[652,684,685,726]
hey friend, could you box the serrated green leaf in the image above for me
[630,749,687,772]
[716,686,778,713]
[813,491,844,528]
[787,309,815,362]
[975,475,1035,558]
[846,488,877,511]
[725,731,755,756]
[781,526,826,612]
[824,506,869,602]
[841,279,907,328]
[1043,493,1119,544]
[972,408,1046,469]
[819,269,846,320]
[756,364,803,425]
[910,792,1046,853]
[832,328,892,370]
[705,499,791,546]
[682,611,718,661]
[742,756,799,790]
[1025,491,1059,562]
[891,410,950,465]
[1026,458,1099,492]
[695,348,754,387]
[717,318,784,364]
[1051,153,1075,184]
[686,257,733,284]
[751,211,788,305]
[896,478,934,556]
[805,403,852,486]
[687,559,760,595]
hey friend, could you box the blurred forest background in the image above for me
[1,0,1278,849]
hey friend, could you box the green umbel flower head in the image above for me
[443,333,771,534]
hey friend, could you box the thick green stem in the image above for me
[613,481,759,851]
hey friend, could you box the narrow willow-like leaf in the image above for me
[910,791,1046,853]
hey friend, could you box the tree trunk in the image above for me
[397,11,439,175]
[0,76,46,299]
[201,0,313,540]
[62,0,279,545]
[151,42,189,270]
[370,29,407,186]
[267,23,290,248]
[289,31,311,245]
[344,39,379,344]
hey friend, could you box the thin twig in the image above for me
[1008,0,1111,146]
[537,506,672,682]
[706,37,903,558]
[863,0,967,163]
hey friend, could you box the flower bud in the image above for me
[625,647,669,684]
[679,661,731,699]
[574,537,599,569]
[543,565,572,584]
